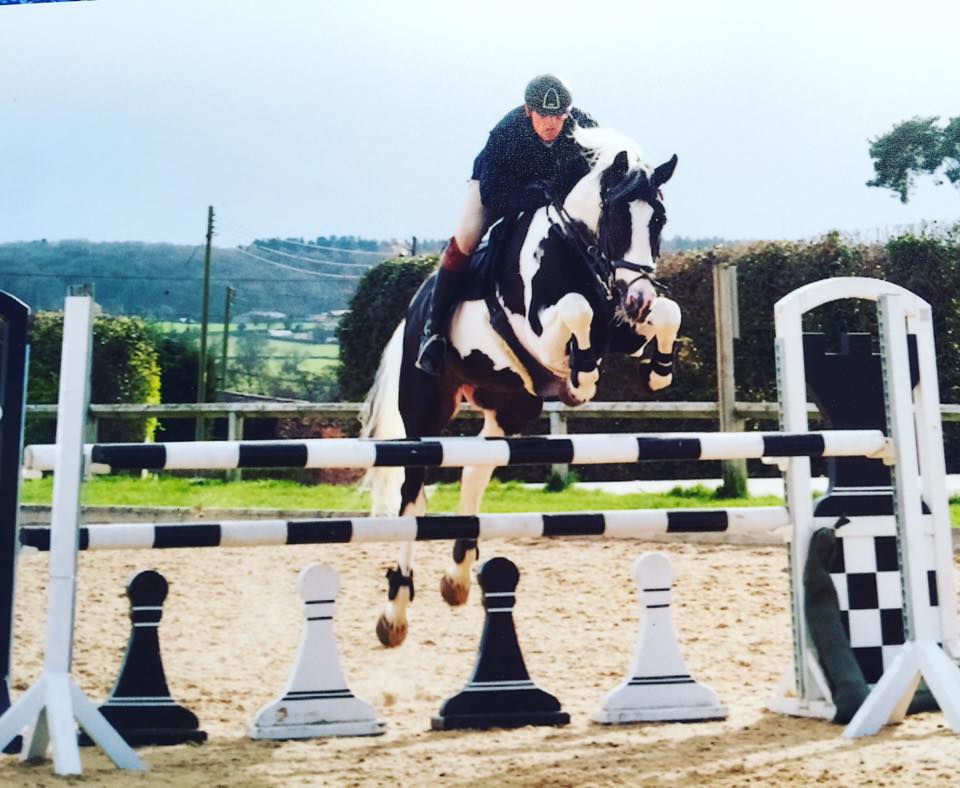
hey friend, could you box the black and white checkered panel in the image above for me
[824,516,940,685]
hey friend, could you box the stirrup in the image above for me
[416,333,447,376]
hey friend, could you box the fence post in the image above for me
[712,258,747,496]
[226,412,243,482]
[548,410,569,478]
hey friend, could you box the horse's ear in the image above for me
[652,154,678,188]
[601,150,631,196]
[612,150,630,176]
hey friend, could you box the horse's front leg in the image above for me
[441,409,505,606]
[376,468,426,647]
[634,296,681,394]
[539,293,599,405]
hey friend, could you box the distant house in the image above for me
[235,310,287,323]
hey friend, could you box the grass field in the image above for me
[153,321,340,375]
[18,476,960,524]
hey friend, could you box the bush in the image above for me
[336,255,437,401]
[27,311,162,445]
[333,227,960,477]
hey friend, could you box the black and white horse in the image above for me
[361,127,680,646]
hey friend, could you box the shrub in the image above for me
[336,255,437,401]
[27,311,161,444]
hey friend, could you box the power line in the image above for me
[251,242,381,270]
[271,237,395,257]
[0,271,357,284]
[233,247,363,280]
[216,215,394,257]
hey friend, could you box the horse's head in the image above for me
[566,128,677,328]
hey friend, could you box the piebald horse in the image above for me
[361,126,680,646]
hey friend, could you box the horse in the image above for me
[360,126,680,647]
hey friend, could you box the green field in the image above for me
[18,476,960,525]
[153,321,340,375]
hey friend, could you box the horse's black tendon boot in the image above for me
[416,239,468,375]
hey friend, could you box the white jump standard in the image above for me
[770,277,960,735]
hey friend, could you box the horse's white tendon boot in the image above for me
[441,411,505,605]
[594,551,727,723]
[538,292,600,403]
[635,297,681,392]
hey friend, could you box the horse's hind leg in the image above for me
[376,467,427,647]
[441,409,505,606]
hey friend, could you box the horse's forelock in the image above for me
[572,126,648,175]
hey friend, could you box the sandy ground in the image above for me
[3,538,960,787]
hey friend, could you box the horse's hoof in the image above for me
[440,574,470,606]
[376,613,407,647]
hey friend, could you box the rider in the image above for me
[416,73,598,376]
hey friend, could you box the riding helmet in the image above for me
[524,74,572,116]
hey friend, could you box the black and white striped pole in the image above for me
[21,430,890,474]
[18,507,791,552]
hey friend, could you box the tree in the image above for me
[336,256,436,400]
[867,115,960,202]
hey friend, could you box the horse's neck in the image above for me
[561,170,603,234]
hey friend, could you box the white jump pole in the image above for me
[0,290,144,774]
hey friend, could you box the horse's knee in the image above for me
[557,293,594,337]
[650,297,681,333]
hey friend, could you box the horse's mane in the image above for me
[571,125,649,175]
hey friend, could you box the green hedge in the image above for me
[336,255,437,401]
[336,228,960,478]
[27,312,161,445]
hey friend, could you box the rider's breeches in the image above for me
[443,179,490,272]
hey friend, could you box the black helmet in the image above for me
[524,74,572,116]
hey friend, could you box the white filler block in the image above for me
[595,551,727,723]
[249,564,384,738]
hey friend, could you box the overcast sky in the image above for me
[1,0,958,248]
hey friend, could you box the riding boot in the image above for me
[416,238,469,376]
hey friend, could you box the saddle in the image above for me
[459,213,525,302]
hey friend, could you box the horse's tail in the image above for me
[358,321,406,516]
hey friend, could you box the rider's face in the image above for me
[526,108,569,143]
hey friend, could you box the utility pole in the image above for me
[195,206,214,440]
[220,286,234,391]
[410,236,417,256]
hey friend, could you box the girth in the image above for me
[483,288,559,396]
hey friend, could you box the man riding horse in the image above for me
[363,75,681,646]
[416,74,597,376]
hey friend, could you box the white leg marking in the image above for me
[443,412,505,604]
[633,297,681,391]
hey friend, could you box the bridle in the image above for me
[545,174,667,316]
